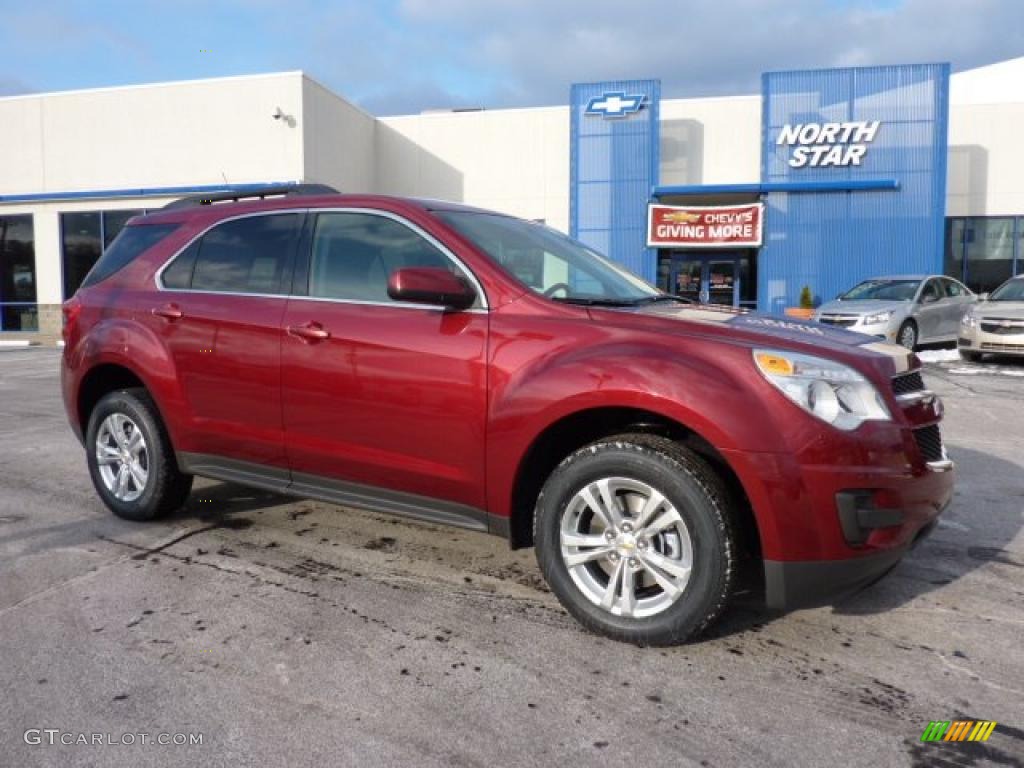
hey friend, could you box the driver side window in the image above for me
[308,212,456,303]
[920,279,942,302]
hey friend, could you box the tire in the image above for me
[897,320,918,350]
[85,388,192,521]
[959,349,983,363]
[534,433,736,646]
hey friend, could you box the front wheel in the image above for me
[86,388,192,521]
[959,349,983,363]
[534,434,736,646]
[897,320,918,350]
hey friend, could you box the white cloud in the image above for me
[349,0,1024,112]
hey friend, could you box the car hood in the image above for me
[815,299,910,316]
[976,301,1024,319]
[601,302,913,365]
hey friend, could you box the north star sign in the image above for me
[585,91,646,118]
[776,120,881,168]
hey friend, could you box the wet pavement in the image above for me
[1,348,1022,767]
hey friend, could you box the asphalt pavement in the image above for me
[1,348,1022,767]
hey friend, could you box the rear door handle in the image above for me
[287,322,331,342]
[152,304,183,321]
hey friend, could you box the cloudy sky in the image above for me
[1,0,1021,114]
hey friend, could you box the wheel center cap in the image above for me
[616,533,637,555]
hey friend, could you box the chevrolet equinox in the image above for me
[61,186,954,645]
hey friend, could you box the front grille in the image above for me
[980,319,1024,335]
[913,424,944,463]
[980,341,1024,352]
[892,370,925,396]
[819,315,858,328]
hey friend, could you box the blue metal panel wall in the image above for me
[570,80,660,282]
[760,64,950,313]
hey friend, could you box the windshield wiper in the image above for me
[633,294,693,305]
[551,297,639,307]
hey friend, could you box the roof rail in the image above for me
[161,183,339,210]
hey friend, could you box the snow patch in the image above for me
[917,349,961,363]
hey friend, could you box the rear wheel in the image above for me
[534,434,736,646]
[897,320,918,350]
[85,388,192,521]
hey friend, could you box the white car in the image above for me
[958,276,1024,361]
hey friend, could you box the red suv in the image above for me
[62,186,953,645]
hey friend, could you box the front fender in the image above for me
[484,320,779,518]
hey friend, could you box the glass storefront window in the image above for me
[61,209,146,298]
[62,212,102,300]
[0,215,37,332]
[945,216,1020,294]
[103,209,143,248]
[965,217,1014,293]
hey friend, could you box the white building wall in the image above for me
[301,76,377,193]
[378,106,571,232]
[947,102,1024,217]
[0,72,306,196]
[658,95,761,186]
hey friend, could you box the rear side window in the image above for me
[189,214,300,294]
[80,224,178,289]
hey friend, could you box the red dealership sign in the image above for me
[647,203,764,248]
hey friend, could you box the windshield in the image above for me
[438,211,661,305]
[840,279,921,301]
[989,279,1024,301]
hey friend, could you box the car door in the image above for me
[280,209,489,514]
[941,277,975,337]
[147,211,302,469]
[914,278,945,342]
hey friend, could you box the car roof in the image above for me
[863,275,930,281]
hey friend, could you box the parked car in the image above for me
[958,275,1024,361]
[814,275,976,349]
[61,186,953,645]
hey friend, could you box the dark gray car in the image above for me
[814,275,976,349]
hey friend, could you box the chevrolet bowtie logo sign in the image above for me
[585,92,646,118]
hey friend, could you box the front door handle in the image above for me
[287,322,331,342]
[152,304,183,321]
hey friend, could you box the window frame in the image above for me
[156,208,488,311]
[156,210,304,298]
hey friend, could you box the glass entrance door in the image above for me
[668,253,747,308]
[706,260,737,306]
[672,259,703,303]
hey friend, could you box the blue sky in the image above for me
[1,0,1021,114]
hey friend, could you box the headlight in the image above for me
[753,349,891,431]
[960,313,977,328]
[863,310,893,325]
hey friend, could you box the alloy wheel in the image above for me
[95,413,150,502]
[559,477,693,619]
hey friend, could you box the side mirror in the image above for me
[387,267,476,310]
[979,292,989,302]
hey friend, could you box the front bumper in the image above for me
[722,419,954,610]
[815,315,899,343]
[764,508,943,609]
[959,325,1024,356]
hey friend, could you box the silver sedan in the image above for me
[814,275,977,349]
[958,275,1024,361]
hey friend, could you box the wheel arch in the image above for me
[505,405,762,564]
[77,363,151,437]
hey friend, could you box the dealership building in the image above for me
[2,57,1023,340]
